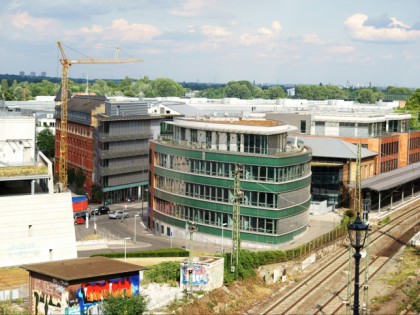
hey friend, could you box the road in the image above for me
[76,201,196,257]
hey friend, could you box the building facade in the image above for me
[54,95,107,194]
[95,100,162,204]
[148,117,312,248]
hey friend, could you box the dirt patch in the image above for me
[0,267,29,290]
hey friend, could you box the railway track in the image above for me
[249,203,420,315]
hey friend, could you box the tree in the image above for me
[74,168,86,193]
[266,86,286,99]
[224,81,254,99]
[67,168,76,185]
[356,89,376,104]
[36,128,55,158]
[400,88,420,128]
[152,78,184,97]
[101,293,148,315]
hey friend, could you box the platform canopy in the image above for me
[348,161,420,192]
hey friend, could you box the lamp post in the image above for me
[134,214,139,243]
[347,213,369,315]
[124,237,131,262]
[221,223,227,253]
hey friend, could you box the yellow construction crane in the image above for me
[57,41,143,191]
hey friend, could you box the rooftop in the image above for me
[21,256,147,282]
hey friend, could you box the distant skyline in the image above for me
[1,0,419,88]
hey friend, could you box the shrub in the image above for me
[143,261,180,283]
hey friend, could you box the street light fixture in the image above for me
[347,213,369,315]
[124,237,131,262]
[134,214,139,243]
[221,223,228,254]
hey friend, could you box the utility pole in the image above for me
[187,222,197,296]
[231,164,243,275]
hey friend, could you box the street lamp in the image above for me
[134,214,139,243]
[347,213,369,315]
[124,237,131,262]
[221,223,228,253]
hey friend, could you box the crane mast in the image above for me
[56,41,143,191]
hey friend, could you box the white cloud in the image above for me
[11,11,54,30]
[67,19,161,42]
[169,0,205,17]
[201,25,231,38]
[240,20,281,46]
[327,45,355,54]
[345,13,420,42]
[272,21,282,32]
[289,33,324,44]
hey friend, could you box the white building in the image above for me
[0,113,77,268]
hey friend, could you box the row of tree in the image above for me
[1,76,416,103]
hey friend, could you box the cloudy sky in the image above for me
[1,0,419,87]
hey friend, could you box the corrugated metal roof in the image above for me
[56,95,107,113]
[348,161,420,191]
[164,103,205,117]
[21,256,147,282]
[296,136,377,159]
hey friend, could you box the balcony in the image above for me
[97,132,152,142]
[97,164,148,176]
[97,148,149,159]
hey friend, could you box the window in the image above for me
[300,120,307,134]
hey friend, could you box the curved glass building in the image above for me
[148,117,312,249]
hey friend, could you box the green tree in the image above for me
[266,86,286,99]
[101,293,148,315]
[224,81,254,99]
[356,89,376,103]
[91,79,111,96]
[400,88,420,128]
[36,128,55,158]
[152,78,184,97]
[75,168,86,191]
[67,168,76,186]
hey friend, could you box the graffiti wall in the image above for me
[181,262,209,286]
[180,257,225,292]
[66,275,140,315]
[32,277,68,315]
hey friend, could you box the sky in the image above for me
[1,0,420,88]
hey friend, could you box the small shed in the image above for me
[21,256,147,315]
[180,256,224,292]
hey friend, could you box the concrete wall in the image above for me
[0,116,36,165]
[180,257,224,292]
[0,192,77,267]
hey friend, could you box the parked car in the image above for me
[108,210,129,219]
[74,211,89,225]
[91,206,110,216]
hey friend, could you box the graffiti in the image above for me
[33,290,61,315]
[66,275,140,315]
[52,278,68,293]
[181,263,209,285]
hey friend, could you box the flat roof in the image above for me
[21,256,147,282]
[348,161,420,191]
[170,117,298,135]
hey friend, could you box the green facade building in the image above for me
[148,117,312,249]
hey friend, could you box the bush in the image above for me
[143,261,180,283]
[91,248,189,259]
[101,292,147,315]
